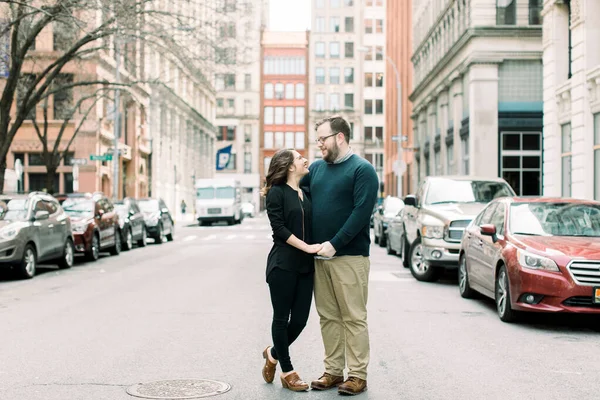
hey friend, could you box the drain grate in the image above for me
[126,379,231,399]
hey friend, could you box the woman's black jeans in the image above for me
[267,268,314,373]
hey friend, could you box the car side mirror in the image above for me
[34,210,49,221]
[403,195,417,207]
[480,224,497,241]
[161,208,169,214]
[377,206,384,215]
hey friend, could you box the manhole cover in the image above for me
[126,379,231,399]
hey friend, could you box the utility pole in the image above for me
[113,36,121,201]
[386,55,404,198]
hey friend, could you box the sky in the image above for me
[269,0,311,31]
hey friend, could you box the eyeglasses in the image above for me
[315,132,338,144]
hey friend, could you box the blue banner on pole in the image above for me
[0,20,9,78]
[216,145,233,171]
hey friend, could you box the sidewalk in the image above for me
[174,212,196,226]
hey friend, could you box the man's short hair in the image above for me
[315,115,352,143]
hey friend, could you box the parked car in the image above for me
[0,192,74,279]
[241,202,255,218]
[114,198,147,250]
[137,198,174,243]
[373,196,404,247]
[58,193,121,261]
[386,206,407,258]
[402,176,515,282]
[459,197,600,322]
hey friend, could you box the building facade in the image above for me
[385,0,414,198]
[309,0,386,186]
[213,0,268,210]
[410,0,544,196]
[542,0,600,200]
[259,31,310,208]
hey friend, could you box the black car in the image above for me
[114,198,147,250]
[137,198,174,244]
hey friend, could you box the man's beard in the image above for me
[323,141,340,163]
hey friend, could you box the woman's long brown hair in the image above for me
[260,149,295,197]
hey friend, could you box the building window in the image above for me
[364,127,373,141]
[225,154,236,170]
[461,136,469,174]
[264,157,272,174]
[316,0,325,8]
[330,68,340,84]
[244,152,252,173]
[285,83,294,99]
[285,132,294,148]
[364,47,373,61]
[274,83,284,99]
[364,100,373,114]
[315,17,325,32]
[217,98,224,109]
[331,0,340,7]
[64,172,74,193]
[53,74,73,120]
[295,132,305,149]
[567,0,572,79]
[330,17,340,32]
[344,0,353,5]
[500,132,542,196]
[345,17,354,32]
[434,150,441,176]
[595,113,600,200]
[245,74,251,90]
[215,75,225,91]
[497,0,516,25]
[330,42,340,58]
[375,73,383,87]
[316,93,325,111]
[296,83,305,99]
[275,132,284,148]
[561,123,572,197]
[28,153,45,166]
[264,107,273,124]
[375,99,383,114]
[264,83,273,99]
[529,0,543,25]
[330,94,340,111]
[275,107,284,124]
[285,107,294,125]
[345,42,354,58]
[375,127,383,140]
[316,67,325,84]
[365,72,373,87]
[295,107,305,124]
[224,74,235,90]
[375,19,383,33]
[375,46,383,60]
[344,93,354,109]
[227,99,235,114]
[244,100,251,115]
[447,143,454,174]
[28,173,59,192]
[315,42,325,58]
[264,131,274,148]
[365,19,373,34]
[225,126,235,141]
[344,67,354,83]
[244,125,252,142]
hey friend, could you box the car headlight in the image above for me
[73,223,88,234]
[0,226,21,240]
[422,225,444,239]
[517,249,559,272]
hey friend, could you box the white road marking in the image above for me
[246,235,256,240]
[226,234,237,240]
[203,235,217,241]
[184,235,197,242]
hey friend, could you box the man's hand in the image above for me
[304,243,324,254]
[317,241,337,258]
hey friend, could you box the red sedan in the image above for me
[458,197,600,322]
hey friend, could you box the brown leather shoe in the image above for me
[280,372,309,392]
[338,377,367,395]
[310,372,344,390]
[261,347,277,383]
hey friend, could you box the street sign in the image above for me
[90,154,113,161]
[391,135,408,142]
[70,158,87,165]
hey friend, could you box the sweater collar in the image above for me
[329,147,353,165]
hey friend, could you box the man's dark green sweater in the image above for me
[301,154,379,256]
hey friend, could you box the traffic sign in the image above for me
[69,158,88,165]
[90,154,113,161]
[391,135,408,142]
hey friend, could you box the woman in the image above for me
[260,149,321,392]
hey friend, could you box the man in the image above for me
[300,116,378,395]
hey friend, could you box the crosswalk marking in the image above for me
[225,234,236,240]
[245,235,255,240]
[183,235,197,242]
[203,234,217,241]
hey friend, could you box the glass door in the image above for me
[500,131,542,196]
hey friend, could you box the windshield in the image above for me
[197,188,215,199]
[138,200,159,213]
[425,180,514,205]
[63,199,95,217]
[510,203,600,237]
[0,199,29,221]
[114,204,128,215]
[216,187,235,199]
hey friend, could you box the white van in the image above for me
[195,178,243,225]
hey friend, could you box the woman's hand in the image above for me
[304,243,323,254]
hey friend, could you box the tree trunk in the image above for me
[0,157,6,195]
[46,165,58,194]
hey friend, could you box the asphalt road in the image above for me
[1,216,599,400]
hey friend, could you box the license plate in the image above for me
[207,208,221,215]
[594,287,600,304]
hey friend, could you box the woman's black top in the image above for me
[265,184,314,280]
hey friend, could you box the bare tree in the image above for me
[0,0,249,194]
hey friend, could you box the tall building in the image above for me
[309,0,386,187]
[410,0,543,196]
[385,0,414,198]
[214,0,269,209]
[542,0,600,200]
[259,31,310,208]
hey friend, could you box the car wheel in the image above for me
[166,225,174,242]
[401,234,410,269]
[155,225,165,244]
[137,227,147,247]
[57,238,75,269]
[374,225,380,244]
[458,255,476,299]
[16,244,37,279]
[496,265,518,322]
[379,230,387,247]
[123,229,133,251]
[86,234,100,262]
[386,234,396,255]
[409,237,441,282]
[109,229,122,256]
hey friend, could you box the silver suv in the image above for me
[0,192,74,279]
[401,176,515,282]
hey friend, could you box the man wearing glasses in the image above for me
[300,116,378,395]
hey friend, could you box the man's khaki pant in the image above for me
[314,256,370,380]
